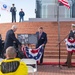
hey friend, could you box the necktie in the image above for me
[39,32,42,39]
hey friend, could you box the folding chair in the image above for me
[27,66,34,75]
[21,58,37,75]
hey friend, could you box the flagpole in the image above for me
[57,1,61,68]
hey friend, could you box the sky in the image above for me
[0,0,36,23]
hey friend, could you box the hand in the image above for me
[42,44,45,47]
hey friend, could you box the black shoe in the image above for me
[65,61,67,64]
[68,65,72,68]
[62,64,67,66]
[62,62,67,66]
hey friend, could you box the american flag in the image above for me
[58,0,70,8]
[65,39,75,52]
[22,45,44,61]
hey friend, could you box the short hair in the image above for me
[21,9,23,10]
[39,27,43,29]
[12,4,15,6]
[11,25,17,29]
[6,46,16,58]
[72,24,75,27]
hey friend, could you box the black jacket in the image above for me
[36,32,47,48]
[19,11,25,17]
[10,7,16,15]
[68,30,75,39]
[4,29,21,50]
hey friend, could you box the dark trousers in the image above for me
[66,52,73,67]
[19,17,24,22]
[12,14,16,23]
[36,45,45,64]
[0,47,3,57]
[40,52,44,64]
[40,47,45,64]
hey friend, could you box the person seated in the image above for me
[0,46,28,75]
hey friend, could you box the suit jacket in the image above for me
[10,7,16,15]
[68,30,75,39]
[4,29,21,50]
[36,32,47,48]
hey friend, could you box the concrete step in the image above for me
[44,55,75,59]
[44,51,68,55]
[44,49,67,52]
[45,47,66,50]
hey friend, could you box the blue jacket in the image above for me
[19,11,25,17]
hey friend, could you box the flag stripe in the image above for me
[58,0,70,8]
[61,0,70,7]
[23,46,43,60]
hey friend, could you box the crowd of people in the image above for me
[0,24,75,69]
[0,25,47,64]
[0,24,47,74]
[0,3,75,75]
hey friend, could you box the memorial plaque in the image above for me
[17,34,37,44]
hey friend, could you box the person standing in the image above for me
[4,25,21,53]
[36,27,47,64]
[19,9,25,22]
[10,4,16,23]
[64,24,75,68]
